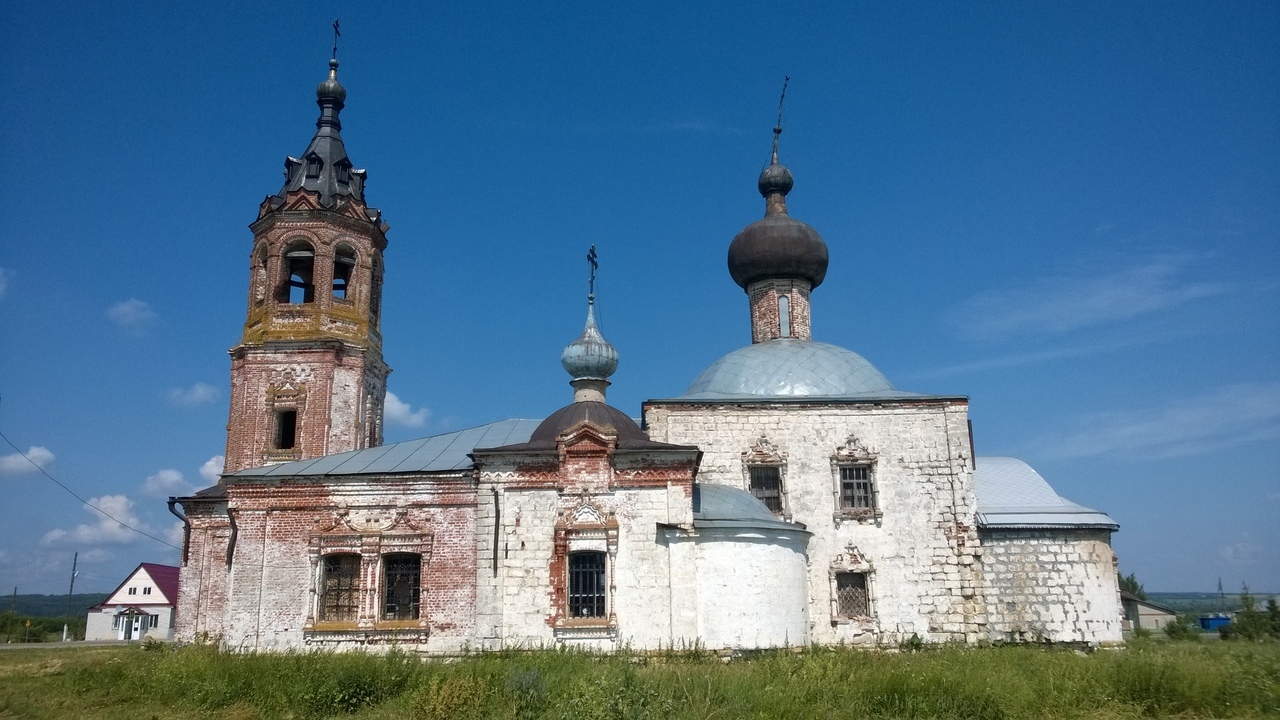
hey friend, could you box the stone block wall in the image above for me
[980,529,1123,644]
[644,399,986,645]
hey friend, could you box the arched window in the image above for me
[333,244,356,300]
[319,554,360,622]
[778,294,791,338]
[382,553,421,620]
[280,241,315,304]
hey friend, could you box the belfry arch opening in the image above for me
[333,244,356,300]
[280,241,315,304]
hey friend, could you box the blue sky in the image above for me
[1,1,1276,595]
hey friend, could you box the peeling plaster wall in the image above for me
[645,400,988,645]
[980,529,1124,644]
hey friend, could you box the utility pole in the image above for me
[62,551,78,642]
[6,586,14,643]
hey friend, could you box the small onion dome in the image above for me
[727,161,829,289]
[317,58,347,104]
[560,301,618,381]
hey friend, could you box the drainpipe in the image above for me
[167,498,190,565]
[225,506,238,568]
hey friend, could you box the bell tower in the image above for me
[224,55,391,473]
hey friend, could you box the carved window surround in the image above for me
[831,435,882,525]
[829,545,877,627]
[742,436,790,520]
[303,508,432,637]
[551,502,619,639]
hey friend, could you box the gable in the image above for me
[102,563,179,606]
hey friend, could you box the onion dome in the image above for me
[316,58,347,103]
[560,299,618,382]
[727,128,829,290]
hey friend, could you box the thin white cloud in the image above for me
[1267,492,1280,502]
[385,391,429,427]
[953,257,1228,338]
[141,469,193,497]
[199,455,225,483]
[1219,542,1265,567]
[0,267,13,299]
[166,520,185,547]
[1035,381,1280,461]
[42,494,145,546]
[0,446,55,477]
[168,382,217,407]
[107,298,157,334]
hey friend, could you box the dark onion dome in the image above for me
[727,158,829,290]
[316,58,347,103]
[523,402,668,450]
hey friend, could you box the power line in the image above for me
[0,429,180,550]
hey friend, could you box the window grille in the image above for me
[568,551,606,618]
[835,572,870,618]
[749,466,783,514]
[320,554,360,622]
[382,554,421,620]
[839,465,875,510]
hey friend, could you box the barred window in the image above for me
[568,551,607,618]
[839,465,875,510]
[749,466,783,515]
[320,554,360,622]
[835,572,870,618]
[382,553,421,620]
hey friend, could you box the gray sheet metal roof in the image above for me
[974,456,1118,530]
[671,339,936,402]
[228,419,542,478]
[692,483,809,533]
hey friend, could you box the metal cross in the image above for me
[332,19,341,60]
[772,75,790,160]
[587,245,598,299]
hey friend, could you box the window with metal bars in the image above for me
[382,554,421,620]
[835,572,870,618]
[748,466,783,515]
[320,554,360,622]
[839,465,875,510]
[568,551,607,618]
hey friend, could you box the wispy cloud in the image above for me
[199,455,224,483]
[1219,542,1265,567]
[953,257,1228,338]
[141,469,193,497]
[0,446,55,477]
[385,391,429,428]
[107,298,157,334]
[42,494,146,545]
[1034,382,1280,460]
[168,382,217,407]
[0,267,13,299]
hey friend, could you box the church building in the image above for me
[171,57,1124,652]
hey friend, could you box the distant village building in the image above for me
[1120,591,1178,632]
[85,563,179,641]
[171,57,1124,652]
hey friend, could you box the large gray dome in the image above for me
[680,339,899,399]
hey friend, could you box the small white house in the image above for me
[85,563,180,641]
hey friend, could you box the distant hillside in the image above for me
[1147,592,1279,616]
[2,593,110,617]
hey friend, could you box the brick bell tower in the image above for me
[224,55,390,473]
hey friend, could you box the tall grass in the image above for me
[2,639,1277,719]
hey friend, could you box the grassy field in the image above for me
[1,639,1277,719]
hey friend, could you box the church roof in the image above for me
[227,419,543,477]
[477,401,685,452]
[667,339,943,402]
[973,456,1118,530]
[692,483,809,533]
